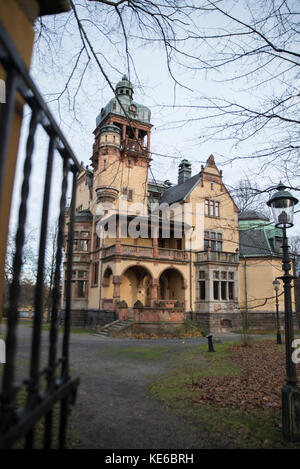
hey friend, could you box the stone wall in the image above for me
[133,307,185,324]
[60,309,117,327]
[195,310,299,333]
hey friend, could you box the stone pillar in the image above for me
[112,275,122,309]
[147,131,151,152]
[150,279,159,307]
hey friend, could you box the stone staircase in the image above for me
[95,318,135,337]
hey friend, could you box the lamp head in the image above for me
[267,182,298,228]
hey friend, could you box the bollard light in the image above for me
[206,334,215,352]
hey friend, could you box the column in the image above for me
[112,275,122,309]
[150,279,158,307]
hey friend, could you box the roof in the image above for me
[74,209,93,222]
[239,229,273,257]
[160,172,202,205]
[96,76,151,127]
[238,210,269,221]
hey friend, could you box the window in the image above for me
[199,281,206,300]
[210,270,235,302]
[72,231,90,252]
[215,202,220,217]
[78,280,87,298]
[205,199,220,217]
[65,271,88,298]
[204,231,223,251]
[228,282,234,300]
[199,270,205,279]
[122,187,133,201]
[213,281,219,300]
[221,281,227,300]
[176,239,182,250]
[80,239,88,251]
[205,200,209,216]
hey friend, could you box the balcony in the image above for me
[196,251,239,263]
[121,138,149,157]
[101,244,189,261]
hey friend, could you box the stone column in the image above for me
[112,275,122,309]
[150,279,159,307]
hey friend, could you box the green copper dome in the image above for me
[96,75,151,127]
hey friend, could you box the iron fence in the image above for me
[0,19,80,448]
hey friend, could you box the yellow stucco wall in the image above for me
[0,0,37,319]
[238,257,291,312]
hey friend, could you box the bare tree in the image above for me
[44,224,59,322]
[32,0,299,184]
[230,178,269,214]
[3,227,37,311]
[290,236,300,277]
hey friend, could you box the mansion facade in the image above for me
[62,76,290,333]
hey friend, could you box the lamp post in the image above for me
[267,181,300,441]
[272,278,282,344]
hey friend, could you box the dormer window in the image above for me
[129,104,137,115]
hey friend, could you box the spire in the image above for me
[115,74,133,99]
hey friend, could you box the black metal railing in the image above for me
[0,19,80,449]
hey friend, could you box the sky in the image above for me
[8,0,300,240]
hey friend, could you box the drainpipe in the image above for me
[243,255,249,330]
[189,226,195,319]
[98,225,104,313]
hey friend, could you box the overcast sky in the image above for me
[8,1,300,239]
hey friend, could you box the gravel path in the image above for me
[0,324,242,449]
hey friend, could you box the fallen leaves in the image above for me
[188,340,300,410]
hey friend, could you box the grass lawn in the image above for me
[147,339,300,449]
[233,328,300,336]
[1,318,94,335]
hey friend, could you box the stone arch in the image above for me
[158,268,186,305]
[120,263,153,280]
[102,266,114,309]
[120,265,153,308]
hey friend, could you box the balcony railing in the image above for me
[196,251,239,263]
[101,244,189,261]
[121,137,148,156]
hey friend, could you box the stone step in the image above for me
[95,318,134,337]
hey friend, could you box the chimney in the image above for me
[178,159,192,185]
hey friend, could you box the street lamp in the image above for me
[272,278,282,344]
[267,181,300,441]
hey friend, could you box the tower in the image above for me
[90,75,152,208]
